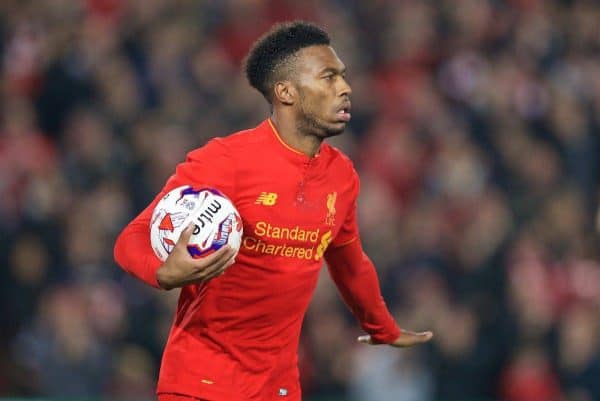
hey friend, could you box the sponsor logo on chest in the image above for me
[242,191,337,260]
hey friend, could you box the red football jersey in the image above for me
[114,119,400,401]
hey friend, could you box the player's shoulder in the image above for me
[187,121,267,159]
[217,125,264,148]
[321,142,358,180]
[321,142,360,197]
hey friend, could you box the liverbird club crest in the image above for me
[325,192,337,226]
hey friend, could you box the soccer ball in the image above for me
[150,185,243,262]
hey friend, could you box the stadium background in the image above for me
[1,0,599,400]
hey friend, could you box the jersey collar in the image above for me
[266,118,322,164]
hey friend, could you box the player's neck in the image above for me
[270,114,322,158]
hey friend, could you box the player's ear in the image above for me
[274,81,296,105]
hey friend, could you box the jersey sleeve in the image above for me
[113,138,234,288]
[331,169,360,247]
[324,238,401,344]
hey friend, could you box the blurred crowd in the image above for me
[1,0,599,400]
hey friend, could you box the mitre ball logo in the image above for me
[150,185,243,261]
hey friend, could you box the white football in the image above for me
[150,185,243,262]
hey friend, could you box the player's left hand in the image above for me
[358,329,433,348]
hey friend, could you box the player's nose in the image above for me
[338,77,352,97]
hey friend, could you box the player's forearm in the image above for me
[114,219,162,288]
[325,241,401,343]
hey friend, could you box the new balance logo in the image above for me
[255,192,278,206]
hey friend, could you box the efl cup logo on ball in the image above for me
[150,186,243,261]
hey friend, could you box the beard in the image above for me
[297,93,346,139]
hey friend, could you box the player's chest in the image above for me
[233,165,348,248]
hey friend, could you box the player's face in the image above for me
[292,45,352,138]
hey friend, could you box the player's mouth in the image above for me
[336,102,352,122]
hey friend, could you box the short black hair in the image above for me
[244,21,330,103]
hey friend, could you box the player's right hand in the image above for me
[156,223,237,290]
